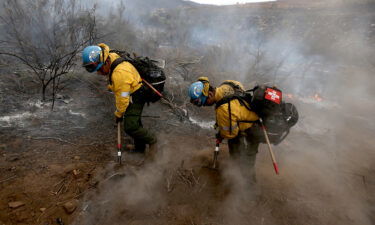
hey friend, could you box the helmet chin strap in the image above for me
[199,95,207,106]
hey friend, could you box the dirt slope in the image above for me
[1,67,374,225]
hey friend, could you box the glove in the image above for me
[215,133,223,144]
[115,116,123,123]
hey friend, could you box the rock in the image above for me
[0,144,6,150]
[8,156,19,162]
[8,201,25,209]
[40,208,46,212]
[63,200,78,214]
[72,169,80,177]
[63,98,73,104]
[73,156,80,160]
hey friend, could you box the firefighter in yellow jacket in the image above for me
[82,43,156,153]
[188,77,262,182]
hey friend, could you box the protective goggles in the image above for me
[83,62,103,73]
[190,95,207,107]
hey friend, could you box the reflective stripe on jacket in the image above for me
[215,81,259,139]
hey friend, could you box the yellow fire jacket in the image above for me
[215,80,259,139]
[106,52,142,118]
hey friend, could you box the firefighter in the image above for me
[82,43,157,155]
[188,77,263,182]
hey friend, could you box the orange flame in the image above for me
[313,94,323,102]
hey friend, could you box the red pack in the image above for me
[264,87,282,104]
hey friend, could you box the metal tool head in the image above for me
[117,150,122,164]
[202,151,219,171]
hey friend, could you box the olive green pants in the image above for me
[228,132,260,183]
[123,92,156,153]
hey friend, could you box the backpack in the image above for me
[108,50,166,103]
[215,82,298,145]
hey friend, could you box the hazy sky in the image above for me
[188,0,276,5]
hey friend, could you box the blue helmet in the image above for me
[82,45,104,73]
[188,81,207,106]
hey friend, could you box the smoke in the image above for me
[75,163,166,225]
[74,130,214,225]
[73,1,375,224]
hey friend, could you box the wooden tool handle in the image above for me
[260,119,279,175]
[117,122,121,149]
[142,78,163,98]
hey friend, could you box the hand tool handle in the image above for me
[142,78,163,98]
[117,122,122,164]
[260,118,279,175]
[212,140,220,169]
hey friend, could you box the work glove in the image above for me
[115,116,123,123]
[215,132,223,144]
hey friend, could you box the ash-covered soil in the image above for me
[1,68,374,225]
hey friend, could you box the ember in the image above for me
[313,94,323,102]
